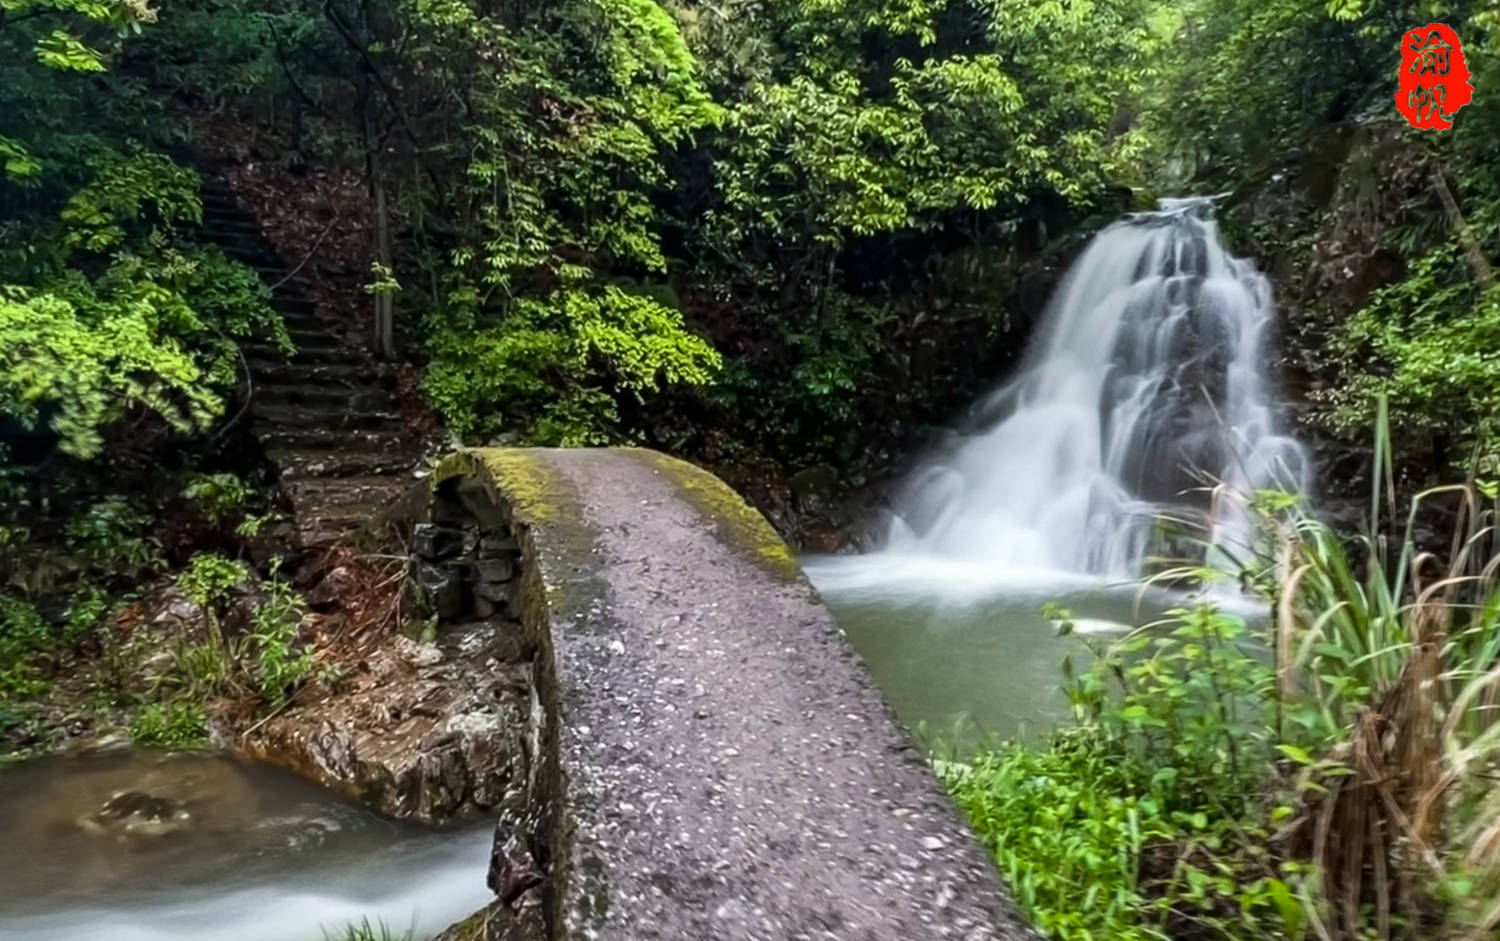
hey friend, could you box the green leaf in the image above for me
[1275,744,1313,765]
[34,30,107,72]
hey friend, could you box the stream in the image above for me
[0,752,492,940]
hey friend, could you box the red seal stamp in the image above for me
[1396,23,1473,130]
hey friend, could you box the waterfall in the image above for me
[878,197,1308,578]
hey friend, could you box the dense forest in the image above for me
[4,1,1500,939]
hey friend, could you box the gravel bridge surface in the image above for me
[432,448,1031,941]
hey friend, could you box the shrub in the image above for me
[248,573,314,707]
[425,285,721,446]
[945,602,1299,941]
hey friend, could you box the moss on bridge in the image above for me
[432,448,568,526]
[626,448,800,581]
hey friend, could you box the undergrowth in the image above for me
[945,405,1500,940]
[0,467,316,755]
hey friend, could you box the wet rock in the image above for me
[238,621,532,823]
[414,559,464,619]
[789,464,841,515]
[83,790,193,837]
[479,531,519,555]
[412,502,524,623]
[151,589,203,629]
[475,557,515,584]
[223,581,272,637]
[307,565,357,609]
[414,523,466,561]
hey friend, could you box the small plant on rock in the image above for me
[248,564,315,707]
[180,472,254,524]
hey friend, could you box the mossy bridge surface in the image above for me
[417,447,1026,941]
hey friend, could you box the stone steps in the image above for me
[284,325,353,348]
[249,343,369,370]
[252,361,395,386]
[283,473,413,506]
[294,505,398,547]
[257,427,408,454]
[251,402,402,430]
[200,172,428,548]
[278,315,327,336]
[256,382,396,412]
[269,448,418,479]
[271,296,319,316]
[245,335,348,358]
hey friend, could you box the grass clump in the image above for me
[323,918,414,941]
[128,699,209,749]
[128,555,317,747]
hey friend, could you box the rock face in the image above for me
[427,447,1029,941]
[231,454,539,826]
[238,621,533,823]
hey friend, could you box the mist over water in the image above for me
[807,198,1301,741]
[875,197,1308,581]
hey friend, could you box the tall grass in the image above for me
[1259,400,1500,939]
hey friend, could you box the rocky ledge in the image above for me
[237,618,534,823]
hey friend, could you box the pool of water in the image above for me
[0,751,492,941]
[805,553,1260,746]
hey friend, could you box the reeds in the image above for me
[1261,397,1500,939]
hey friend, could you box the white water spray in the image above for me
[877,197,1307,579]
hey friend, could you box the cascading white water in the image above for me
[878,197,1308,578]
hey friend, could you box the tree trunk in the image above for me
[361,71,396,360]
[1432,166,1494,288]
[372,159,395,360]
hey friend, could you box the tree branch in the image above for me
[264,16,330,119]
[321,0,441,192]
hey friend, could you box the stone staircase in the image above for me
[197,176,426,547]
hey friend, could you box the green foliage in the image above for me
[1307,5,1500,455]
[129,698,208,749]
[1315,175,1500,457]
[65,496,160,574]
[707,0,1162,253]
[181,472,254,524]
[0,595,51,699]
[1,2,283,458]
[175,552,250,609]
[247,569,313,707]
[947,603,1298,941]
[426,285,720,445]
[0,287,207,460]
[952,417,1500,940]
[146,0,1165,456]
[158,554,313,707]
[1,583,107,701]
[1155,0,1392,180]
